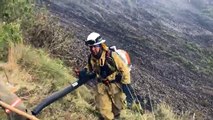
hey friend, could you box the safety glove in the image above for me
[74,68,88,79]
[75,68,96,84]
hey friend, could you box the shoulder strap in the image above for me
[105,50,112,59]
[88,54,92,71]
[105,50,117,70]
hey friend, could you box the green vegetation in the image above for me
[159,41,213,75]
[184,42,213,75]
[12,45,74,88]
[0,0,34,23]
[202,6,213,18]
[167,52,198,71]
[0,0,34,61]
[0,0,193,120]
[202,57,213,75]
[184,42,201,53]
[0,23,23,61]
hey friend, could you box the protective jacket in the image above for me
[87,50,130,84]
[0,81,28,120]
[86,49,131,120]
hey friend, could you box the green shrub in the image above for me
[185,42,201,52]
[0,0,34,23]
[17,45,74,88]
[0,22,23,60]
[202,7,213,18]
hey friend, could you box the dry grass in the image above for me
[0,43,99,120]
[0,2,192,119]
[0,44,192,120]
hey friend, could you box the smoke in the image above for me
[54,0,210,11]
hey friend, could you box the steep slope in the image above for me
[38,0,213,119]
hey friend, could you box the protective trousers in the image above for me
[0,81,28,120]
[95,83,126,120]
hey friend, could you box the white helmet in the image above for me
[85,32,106,46]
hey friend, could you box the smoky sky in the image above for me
[55,0,211,13]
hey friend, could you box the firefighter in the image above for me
[82,32,131,120]
[0,81,28,120]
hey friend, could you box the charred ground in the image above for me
[35,0,213,119]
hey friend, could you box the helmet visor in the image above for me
[85,36,103,46]
[85,40,96,46]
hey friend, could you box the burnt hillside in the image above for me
[37,0,213,119]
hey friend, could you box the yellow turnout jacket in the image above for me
[86,49,130,84]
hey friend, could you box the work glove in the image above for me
[74,68,87,79]
[75,68,96,84]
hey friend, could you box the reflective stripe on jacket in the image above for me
[0,81,27,120]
